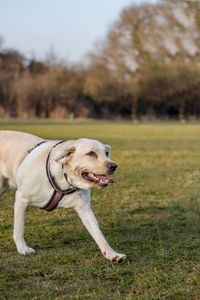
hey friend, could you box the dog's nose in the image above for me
[107,162,118,173]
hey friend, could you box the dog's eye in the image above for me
[87,151,97,158]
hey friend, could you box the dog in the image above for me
[0,130,126,263]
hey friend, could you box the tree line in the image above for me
[0,0,199,120]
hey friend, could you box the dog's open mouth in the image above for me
[82,172,114,187]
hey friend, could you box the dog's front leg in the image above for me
[75,202,126,263]
[13,190,35,255]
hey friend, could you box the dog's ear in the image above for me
[54,143,76,165]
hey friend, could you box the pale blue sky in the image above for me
[0,0,157,63]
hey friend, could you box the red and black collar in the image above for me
[29,140,79,212]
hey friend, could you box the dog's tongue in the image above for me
[95,174,114,183]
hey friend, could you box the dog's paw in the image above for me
[18,247,36,255]
[111,253,126,264]
[103,250,126,264]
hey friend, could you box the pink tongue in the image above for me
[95,174,114,183]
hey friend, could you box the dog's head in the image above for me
[52,138,117,190]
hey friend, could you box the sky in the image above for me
[0,0,157,63]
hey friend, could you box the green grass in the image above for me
[1,120,200,299]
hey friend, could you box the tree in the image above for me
[86,0,200,119]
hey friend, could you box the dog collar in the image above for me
[28,140,47,153]
[29,140,79,212]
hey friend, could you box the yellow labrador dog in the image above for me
[0,130,126,263]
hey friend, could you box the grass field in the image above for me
[1,120,200,299]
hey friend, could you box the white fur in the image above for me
[0,130,126,263]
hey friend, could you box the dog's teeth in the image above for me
[88,173,100,182]
[86,173,110,185]
[99,179,108,185]
[89,173,97,180]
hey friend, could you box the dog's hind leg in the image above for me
[13,190,35,255]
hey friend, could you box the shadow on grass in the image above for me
[108,202,200,265]
[1,201,200,299]
[28,201,200,268]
